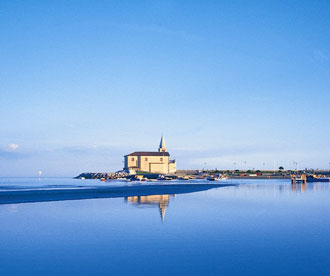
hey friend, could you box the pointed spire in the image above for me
[158,135,167,152]
[159,199,167,223]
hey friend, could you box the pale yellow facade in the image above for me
[124,136,176,174]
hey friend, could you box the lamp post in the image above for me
[293,162,298,172]
[232,162,237,176]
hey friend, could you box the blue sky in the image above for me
[1,0,330,176]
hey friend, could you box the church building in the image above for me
[124,136,176,174]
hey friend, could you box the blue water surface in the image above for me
[1,177,330,276]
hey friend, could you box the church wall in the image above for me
[169,162,176,174]
[150,163,168,174]
[125,156,138,169]
[139,156,169,173]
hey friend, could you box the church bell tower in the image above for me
[158,136,167,152]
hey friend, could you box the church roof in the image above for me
[125,151,170,157]
[159,136,166,149]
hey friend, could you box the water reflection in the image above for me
[291,182,306,192]
[290,182,330,193]
[234,181,330,194]
[2,179,330,276]
[125,194,175,222]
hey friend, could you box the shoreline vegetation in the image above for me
[75,169,330,180]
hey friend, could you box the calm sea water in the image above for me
[1,177,330,276]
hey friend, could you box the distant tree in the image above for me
[235,169,240,172]
[279,166,284,170]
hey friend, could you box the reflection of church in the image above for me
[125,194,175,222]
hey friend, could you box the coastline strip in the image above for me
[0,183,235,205]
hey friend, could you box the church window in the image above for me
[160,158,163,161]
[131,157,134,161]
[145,158,148,161]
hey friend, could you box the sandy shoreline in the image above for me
[0,183,234,205]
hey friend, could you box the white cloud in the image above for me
[8,144,19,150]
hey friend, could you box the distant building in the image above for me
[124,136,176,174]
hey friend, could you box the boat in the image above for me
[292,174,330,183]
[207,176,218,181]
[132,175,147,181]
[291,174,306,184]
[306,174,330,182]
[157,175,166,180]
[220,174,229,180]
